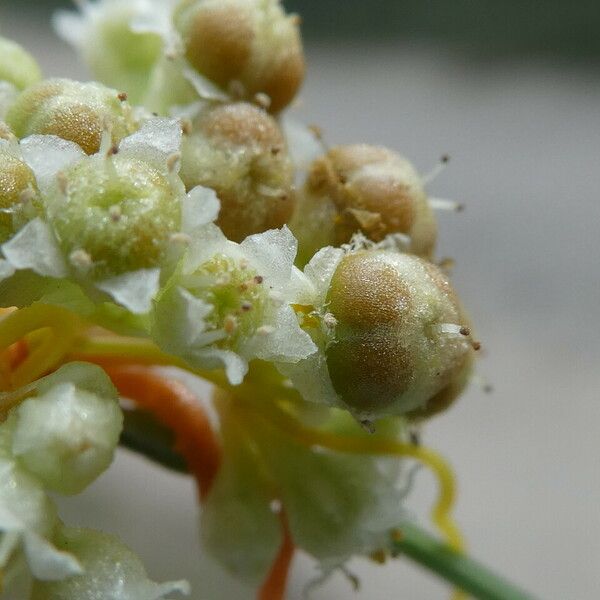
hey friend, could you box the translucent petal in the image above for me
[30,527,190,600]
[119,117,182,170]
[1,218,68,278]
[96,268,160,314]
[182,185,220,233]
[19,135,85,190]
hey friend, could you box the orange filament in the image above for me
[103,364,221,500]
[258,516,294,600]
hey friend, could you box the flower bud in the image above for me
[6,79,136,154]
[55,1,163,105]
[0,36,42,91]
[291,145,437,265]
[44,154,182,279]
[10,375,123,495]
[31,527,190,600]
[180,102,294,241]
[0,144,40,243]
[323,250,473,417]
[173,0,304,112]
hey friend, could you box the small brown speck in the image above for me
[459,326,471,337]
[472,341,482,351]
[254,275,264,284]
[117,92,128,102]
[107,144,119,156]
[241,301,252,312]
[181,119,193,136]
[441,153,450,163]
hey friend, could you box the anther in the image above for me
[166,152,181,173]
[169,232,192,246]
[254,92,271,110]
[117,92,128,102]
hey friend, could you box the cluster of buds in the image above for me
[0,2,480,598]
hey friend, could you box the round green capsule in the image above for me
[325,250,474,417]
[6,78,136,155]
[173,0,304,113]
[291,144,437,266]
[180,102,295,241]
[44,154,181,279]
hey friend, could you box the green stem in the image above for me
[394,523,538,600]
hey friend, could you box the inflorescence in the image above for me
[0,1,480,599]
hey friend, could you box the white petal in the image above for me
[304,246,345,305]
[22,531,83,581]
[96,268,160,314]
[240,226,298,287]
[192,348,248,385]
[181,66,230,102]
[244,305,316,363]
[282,116,324,179]
[20,135,85,190]
[1,219,68,278]
[119,118,182,169]
[182,186,220,233]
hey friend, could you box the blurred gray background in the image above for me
[1,1,599,599]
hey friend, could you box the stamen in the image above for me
[428,197,464,212]
[422,154,450,186]
[0,305,82,390]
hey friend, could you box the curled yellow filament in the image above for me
[0,305,82,391]
[254,402,465,553]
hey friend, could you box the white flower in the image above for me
[1,118,200,316]
[152,225,316,384]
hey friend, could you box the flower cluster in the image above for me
[0,2,479,599]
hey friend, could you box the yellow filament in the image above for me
[0,305,82,390]
[257,402,465,553]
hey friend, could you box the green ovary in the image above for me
[45,157,180,278]
[184,254,267,345]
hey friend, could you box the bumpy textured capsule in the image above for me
[0,145,39,243]
[44,154,181,279]
[180,102,295,241]
[291,145,437,265]
[6,79,136,154]
[173,0,304,112]
[0,36,42,91]
[325,250,473,417]
[10,380,123,495]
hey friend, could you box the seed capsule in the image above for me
[0,146,39,243]
[44,155,181,278]
[180,102,294,241]
[173,0,304,112]
[291,145,437,265]
[324,250,473,417]
[6,79,136,155]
